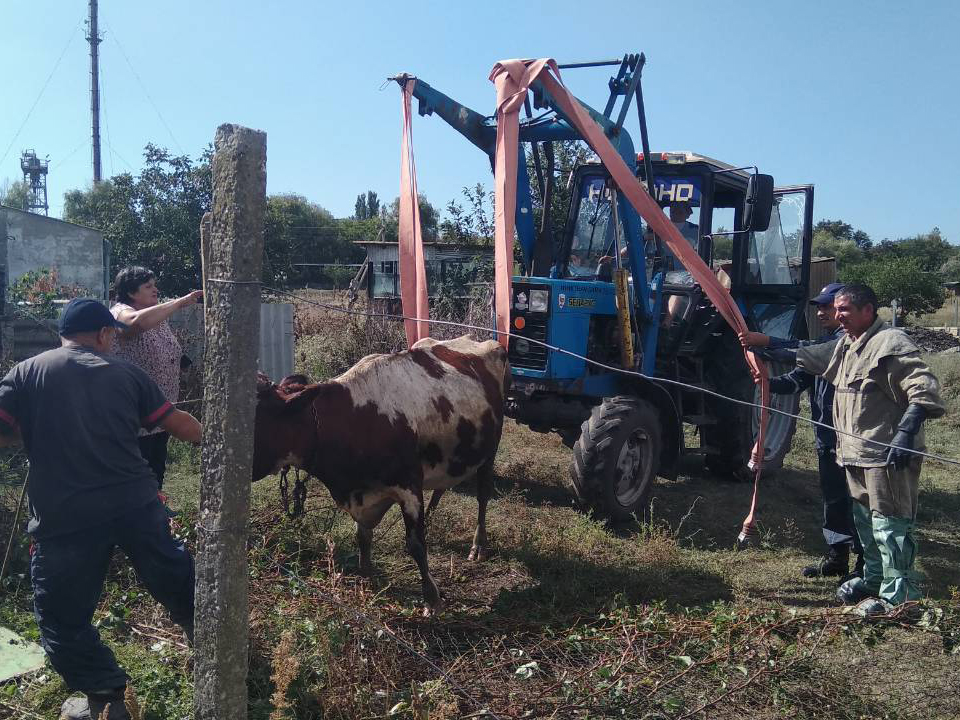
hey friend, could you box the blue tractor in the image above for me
[395,54,814,520]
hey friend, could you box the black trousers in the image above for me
[31,499,194,692]
[818,448,862,555]
[138,432,170,491]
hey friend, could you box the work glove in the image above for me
[887,403,927,471]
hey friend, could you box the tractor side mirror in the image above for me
[743,173,774,232]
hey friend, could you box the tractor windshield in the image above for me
[566,175,618,279]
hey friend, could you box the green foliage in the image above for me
[812,230,865,267]
[382,193,440,242]
[0,179,29,210]
[264,194,364,287]
[526,140,593,250]
[353,190,380,220]
[841,256,945,319]
[440,183,494,245]
[8,267,89,318]
[64,144,211,298]
[939,255,960,283]
[712,227,733,261]
[873,227,953,273]
[814,219,872,249]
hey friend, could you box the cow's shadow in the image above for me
[475,543,732,623]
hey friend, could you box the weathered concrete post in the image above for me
[194,124,266,720]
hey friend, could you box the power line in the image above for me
[258,285,960,469]
[51,140,88,171]
[104,20,185,155]
[0,18,84,169]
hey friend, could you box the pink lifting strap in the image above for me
[398,79,430,346]
[489,59,769,538]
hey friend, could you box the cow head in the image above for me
[252,374,324,481]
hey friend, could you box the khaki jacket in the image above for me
[797,317,945,467]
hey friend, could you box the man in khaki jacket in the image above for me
[796,284,944,614]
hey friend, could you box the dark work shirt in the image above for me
[765,326,844,452]
[0,345,174,538]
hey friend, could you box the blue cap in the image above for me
[58,298,127,336]
[809,282,846,306]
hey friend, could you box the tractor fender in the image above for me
[619,375,681,480]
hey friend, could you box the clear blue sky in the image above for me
[2,1,958,243]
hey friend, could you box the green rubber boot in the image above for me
[873,512,921,604]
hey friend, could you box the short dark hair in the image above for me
[114,266,155,304]
[836,283,879,317]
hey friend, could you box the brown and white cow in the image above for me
[253,335,509,611]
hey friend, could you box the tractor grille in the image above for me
[508,284,549,371]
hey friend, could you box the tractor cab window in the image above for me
[648,177,702,272]
[745,191,807,285]
[566,175,618,279]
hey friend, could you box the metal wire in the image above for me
[262,285,960,468]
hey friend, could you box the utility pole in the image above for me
[87,0,102,184]
[194,124,266,720]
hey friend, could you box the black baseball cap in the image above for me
[58,298,128,336]
[809,282,845,306]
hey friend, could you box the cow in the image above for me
[253,335,509,612]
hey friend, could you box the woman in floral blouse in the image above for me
[111,266,203,490]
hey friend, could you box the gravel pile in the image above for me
[902,326,960,353]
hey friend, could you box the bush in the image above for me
[8,267,89,319]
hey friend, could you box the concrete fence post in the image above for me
[194,124,266,720]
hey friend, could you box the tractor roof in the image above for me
[639,152,752,181]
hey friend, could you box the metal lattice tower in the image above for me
[20,150,49,215]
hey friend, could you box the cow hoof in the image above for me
[468,546,487,562]
[423,599,445,618]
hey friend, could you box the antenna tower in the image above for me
[86,0,102,183]
[20,150,50,215]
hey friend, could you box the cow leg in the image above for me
[425,489,446,519]
[353,498,393,578]
[356,524,374,577]
[398,488,442,613]
[469,460,494,562]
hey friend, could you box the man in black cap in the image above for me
[0,298,201,720]
[739,282,864,580]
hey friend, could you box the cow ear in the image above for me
[282,384,322,413]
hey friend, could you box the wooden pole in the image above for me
[194,124,266,720]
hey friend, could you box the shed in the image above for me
[354,240,493,299]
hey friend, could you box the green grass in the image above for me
[2,354,960,719]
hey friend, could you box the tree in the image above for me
[814,219,872,249]
[939,255,960,283]
[353,190,380,220]
[873,228,955,273]
[525,140,593,250]
[440,183,494,245]
[0,179,30,210]
[383,194,440,242]
[841,256,944,320]
[64,144,212,297]
[264,194,358,285]
[812,229,865,270]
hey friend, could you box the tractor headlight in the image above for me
[529,289,549,313]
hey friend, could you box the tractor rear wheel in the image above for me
[570,396,661,522]
[702,335,799,479]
